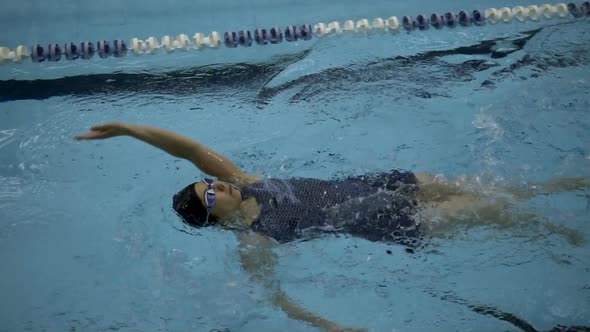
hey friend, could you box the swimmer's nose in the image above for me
[214,182,226,192]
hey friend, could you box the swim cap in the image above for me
[172,182,216,227]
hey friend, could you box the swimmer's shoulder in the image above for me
[241,175,263,187]
[220,173,262,189]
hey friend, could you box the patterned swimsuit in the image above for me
[241,170,422,246]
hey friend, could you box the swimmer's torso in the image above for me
[240,170,422,245]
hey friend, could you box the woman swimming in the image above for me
[75,121,588,332]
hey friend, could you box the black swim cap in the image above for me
[172,182,216,227]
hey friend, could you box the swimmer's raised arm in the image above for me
[74,122,258,187]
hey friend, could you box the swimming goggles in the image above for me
[202,178,216,225]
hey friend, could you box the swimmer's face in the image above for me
[195,180,242,221]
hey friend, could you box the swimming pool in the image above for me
[1,0,589,331]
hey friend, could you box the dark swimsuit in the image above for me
[241,170,422,246]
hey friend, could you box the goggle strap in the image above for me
[204,208,212,225]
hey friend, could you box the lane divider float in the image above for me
[0,2,588,65]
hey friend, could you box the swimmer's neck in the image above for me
[238,197,260,226]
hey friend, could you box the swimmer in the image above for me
[75,121,589,332]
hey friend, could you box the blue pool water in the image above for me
[1,1,589,331]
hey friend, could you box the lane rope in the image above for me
[0,2,588,65]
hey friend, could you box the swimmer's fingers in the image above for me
[328,324,367,332]
[74,128,112,140]
[75,122,128,140]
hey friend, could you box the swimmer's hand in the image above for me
[74,122,129,140]
[325,322,368,332]
[335,327,368,332]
